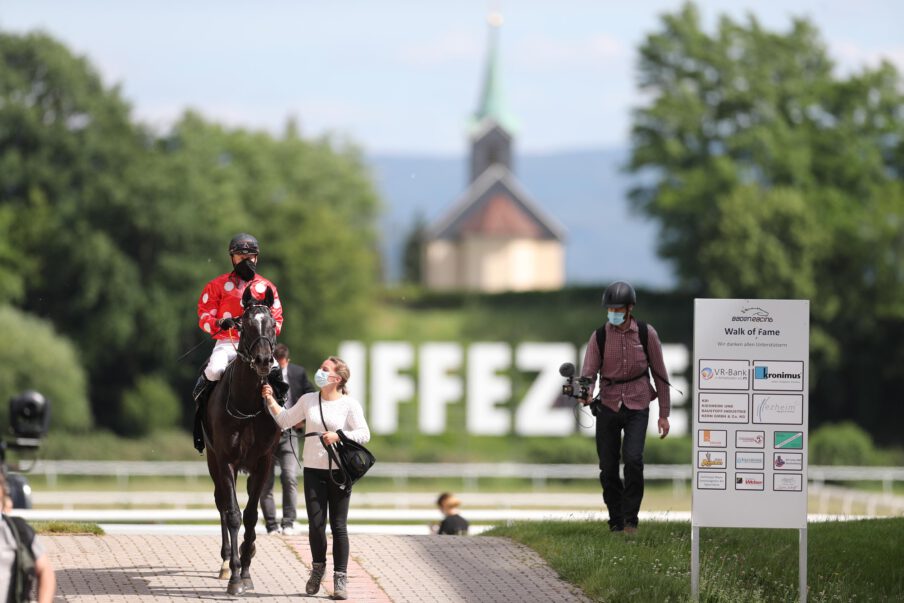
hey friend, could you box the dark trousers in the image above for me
[260,430,299,531]
[595,404,650,530]
[303,467,351,573]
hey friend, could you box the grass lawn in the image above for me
[488,518,904,602]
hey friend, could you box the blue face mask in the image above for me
[608,311,626,326]
[314,369,331,388]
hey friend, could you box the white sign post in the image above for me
[691,299,809,601]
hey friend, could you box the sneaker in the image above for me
[281,523,298,536]
[333,571,348,600]
[306,562,326,595]
[266,526,281,536]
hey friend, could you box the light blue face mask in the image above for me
[314,369,331,388]
[608,311,626,326]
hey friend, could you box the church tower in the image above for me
[422,12,565,293]
[469,11,515,182]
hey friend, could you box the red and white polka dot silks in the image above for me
[197,272,283,340]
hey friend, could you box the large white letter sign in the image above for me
[466,343,511,435]
[418,343,463,434]
[337,341,367,409]
[370,342,414,434]
[515,343,576,436]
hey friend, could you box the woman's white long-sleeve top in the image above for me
[268,391,370,470]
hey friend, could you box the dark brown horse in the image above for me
[202,285,281,595]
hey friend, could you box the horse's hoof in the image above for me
[218,562,230,580]
[227,580,246,595]
[242,577,255,591]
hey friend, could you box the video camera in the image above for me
[559,362,592,400]
[1,390,51,508]
[560,363,606,417]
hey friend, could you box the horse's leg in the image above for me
[205,451,231,580]
[217,462,245,596]
[239,453,275,590]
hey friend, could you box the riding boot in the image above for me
[192,375,215,453]
[267,367,290,406]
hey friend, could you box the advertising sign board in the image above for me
[692,299,809,529]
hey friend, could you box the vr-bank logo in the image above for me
[700,367,715,380]
[731,306,774,323]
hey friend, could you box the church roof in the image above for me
[426,164,566,241]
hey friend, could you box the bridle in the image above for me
[223,303,276,420]
[234,304,276,367]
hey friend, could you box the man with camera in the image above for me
[579,281,671,534]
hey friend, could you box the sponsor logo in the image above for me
[731,307,774,323]
[699,430,727,447]
[701,367,714,380]
[696,472,726,490]
[735,452,764,470]
[774,474,803,492]
[736,430,766,448]
[755,366,802,380]
[773,453,803,471]
[774,432,803,449]
[753,395,803,424]
[735,473,765,490]
[699,451,726,468]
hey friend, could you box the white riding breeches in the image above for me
[205,340,239,381]
[204,339,279,381]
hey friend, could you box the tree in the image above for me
[0,306,92,432]
[1,32,382,433]
[628,3,904,441]
[402,213,428,284]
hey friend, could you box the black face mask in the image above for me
[234,258,257,282]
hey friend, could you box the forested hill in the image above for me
[366,148,673,288]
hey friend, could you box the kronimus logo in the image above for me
[754,366,802,380]
[731,307,774,323]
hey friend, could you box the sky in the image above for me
[3,0,904,156]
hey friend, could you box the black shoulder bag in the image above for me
[304,393,376,491]
[4,515,36,603]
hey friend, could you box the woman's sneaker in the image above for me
[333,571,348,600]
[306,562,326,595]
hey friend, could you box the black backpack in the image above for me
[3,515,36,603]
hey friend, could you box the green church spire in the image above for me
[472,11,517,133]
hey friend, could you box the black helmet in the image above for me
[602,281,636,308]
[228,233,260,256]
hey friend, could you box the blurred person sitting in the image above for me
[0,473,55,602]
[436,493,469,535]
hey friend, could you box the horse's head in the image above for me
[238,285,277,378]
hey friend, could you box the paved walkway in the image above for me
[44,532,590,602]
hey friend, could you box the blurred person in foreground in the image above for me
[0,473,55,602]
[191,232,288,453]
[436,493,469,535]
[580,281,671,534]
[260,343,316,535]
[262,356,370,600]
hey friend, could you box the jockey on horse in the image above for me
[192,233,290,453]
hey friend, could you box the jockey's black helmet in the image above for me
[228,233,260,256]
[602,281,636,308]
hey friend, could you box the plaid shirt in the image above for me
[580,317,671,418]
